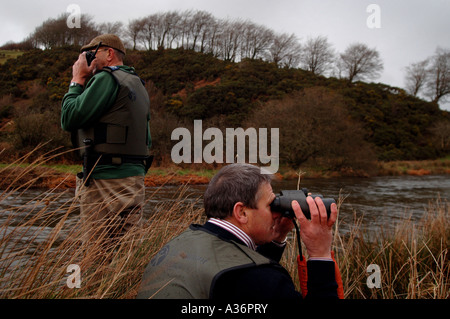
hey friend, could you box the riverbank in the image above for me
[0,158,449,190]
[0,164,213,190]
[1,180,448,299]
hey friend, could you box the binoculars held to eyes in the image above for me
[85,42,102,67]
[270,188,336,219]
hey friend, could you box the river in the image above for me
[271,174,449,233]
[1,174,449,238]
[149,174,449,233]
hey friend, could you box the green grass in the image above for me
[0,50,24,64]
[0,163,81,175]
[145,166,216,177]
[377,157,450,176]
[0,162,217,178]
[43,164,81,175]
[171,168,218,178]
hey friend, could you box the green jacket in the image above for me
[61,65,151,179]
[136,224,274,299]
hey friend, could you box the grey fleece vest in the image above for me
[76,67,150,157]
[136,225,272,299]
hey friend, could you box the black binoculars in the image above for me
[85,42,102,67]
[270,188,336,220]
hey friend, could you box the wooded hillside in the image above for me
[0,47,449,174]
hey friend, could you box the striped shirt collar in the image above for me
[207,218,257,251]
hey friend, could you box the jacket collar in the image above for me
[190,222,251,249]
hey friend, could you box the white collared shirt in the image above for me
[208,218,257,251]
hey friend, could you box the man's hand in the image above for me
[292,197,337,259]
[71,52,95,86]
[271,216,294,243]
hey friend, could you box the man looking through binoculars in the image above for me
[137,163,339,299]
[61,34,152,255]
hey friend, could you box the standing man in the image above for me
[61,34,152,253]
[137,163,338,299]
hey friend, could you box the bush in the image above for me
[246,87,377,172]
[11,93,71,156]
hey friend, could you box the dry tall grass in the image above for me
[279,195,449,299]
[0,151,448,299]
[333,196,449,299]
[0,179,205,298]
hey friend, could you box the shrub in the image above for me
[246,87,377,172]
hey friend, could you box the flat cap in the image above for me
[81,34,126,55]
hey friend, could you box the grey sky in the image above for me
[1,0,449,110]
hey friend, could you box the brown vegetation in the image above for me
[1,166,447,299]
[246,87,378,173]
[0,165,211,190]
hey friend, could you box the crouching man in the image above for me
[137,163,338,299]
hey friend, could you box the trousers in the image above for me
[75,175,145,254]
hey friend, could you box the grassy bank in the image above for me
[0,160,448,299]
[376,156,450,176]
[1,156,449,191]
[0,162,215,190]
[0,50,24,65]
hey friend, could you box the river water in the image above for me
[150,174,449,233]
[271,174,449,233]
[0,173,448,289]
[1,174,449,238]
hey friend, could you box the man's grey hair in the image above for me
[113,49,125,62]
[203,163,273,219]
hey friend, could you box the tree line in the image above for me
[404,47,450,104]
[4,10,384,83]
[1,45,448,169]
[2,9,449,105]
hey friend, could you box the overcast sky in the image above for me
[2,0,450,110]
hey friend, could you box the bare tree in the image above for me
[98,22,124,37]
[426,47,450,104]
[188,11,215,52]
[337,42,383,83]
[153,13,168,49]
[300,35,335,75]
[30,13,98,49]
[165,11,182,49]
[177,10,194,49]
[140,14,157,50]
[217,19,245,62]
[430,120,450,151]
[126,18,145,50]
[404,59,429,96]
[204,18,222,56]
[240,21,274,60]
[266,32,301,68]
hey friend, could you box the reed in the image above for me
[317,195,448,299]
[0,150,448,299]
[0,178,205,298]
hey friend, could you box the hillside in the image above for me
[0,47,449,174]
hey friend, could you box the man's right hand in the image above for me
[292,196,337,259]
[71,52,95,86]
